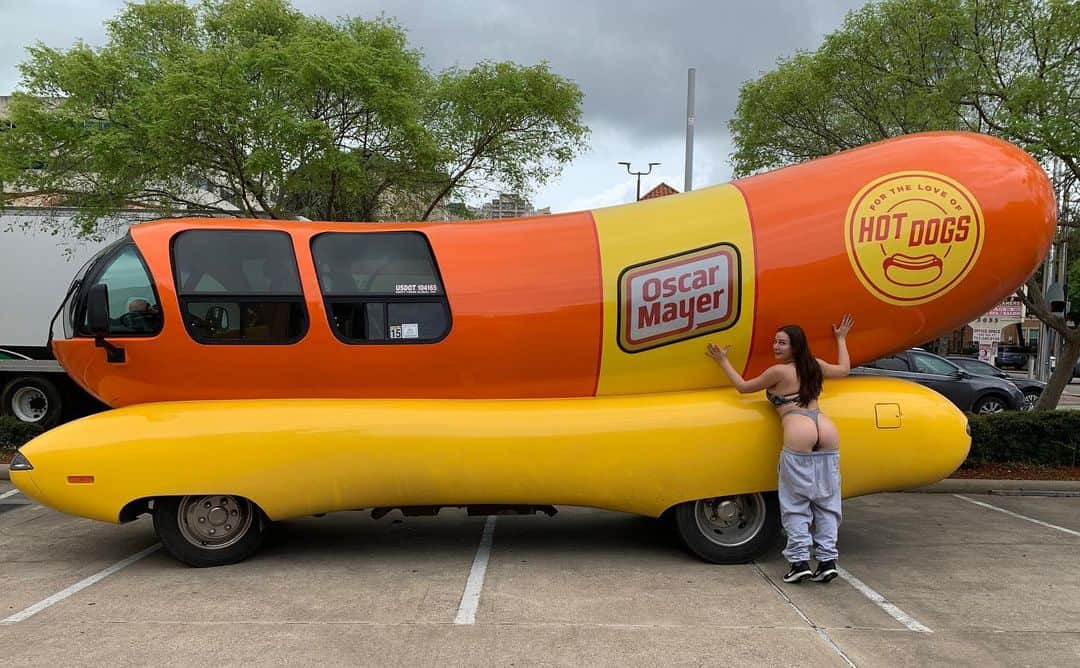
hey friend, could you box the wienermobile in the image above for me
[10,132,1057,567]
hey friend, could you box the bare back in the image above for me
[766,362,840,453]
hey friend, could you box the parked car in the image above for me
[993,345,1030,370]
[947,356,1045,411]
[852,349,1025,413]
[1048,355,1080,380]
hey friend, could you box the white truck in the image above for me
[0,211,123,425]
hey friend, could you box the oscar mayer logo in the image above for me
[845,171,984,306]
[618,244,741,353]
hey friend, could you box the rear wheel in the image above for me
[1,376,62,427]
[153,495,265,567]
[674,492,780,564]
[1022,390,1041,412]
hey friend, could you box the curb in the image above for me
[0,464,8,481]
[906,478,1080,494]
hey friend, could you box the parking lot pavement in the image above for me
[1,481,1078,667]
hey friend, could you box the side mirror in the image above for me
[86,283,126,363]
[86,283,110,336]
[206,306,229,331]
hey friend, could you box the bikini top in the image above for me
[767,389,822,410]
[766,390,800,408]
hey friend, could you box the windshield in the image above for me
[954,358,996,375]
[910,352,961,376]
[70,240,163,337]
[61,237,129,339]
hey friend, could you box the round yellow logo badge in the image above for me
[845,171,984,306]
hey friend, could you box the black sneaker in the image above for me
[812,560,838,583]
[783,561,813,583]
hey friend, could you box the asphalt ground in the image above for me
[0,482,1078,667]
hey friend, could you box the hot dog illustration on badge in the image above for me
[845,172,984,306]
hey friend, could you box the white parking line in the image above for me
[954,494,1080,537]
[0,489,20,500]
[0,544,161,625]
[752,563,857,667]
[837,568,933,633]
[454,516,496,625]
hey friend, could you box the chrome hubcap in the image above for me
[11,387,48,422]
[693,493,767,547]
[177,495,253,550]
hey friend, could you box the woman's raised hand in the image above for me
[706,343,731,362]
[833,314,855,339]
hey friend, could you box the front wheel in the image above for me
[673,492,781,564]
[153,495,265,567]
[972,394,1009,414]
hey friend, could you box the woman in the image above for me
[706,315,854,584]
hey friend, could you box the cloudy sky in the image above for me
[0,0,870,213]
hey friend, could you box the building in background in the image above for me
[478,193,550,219]
[641,182,680,200]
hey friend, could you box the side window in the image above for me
[172,230,308,344]
[80,244,162,336]
[868,356,909,372]
[311,232,450,343]
[911,353,957,376]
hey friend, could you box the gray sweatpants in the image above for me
[778,449,842,563]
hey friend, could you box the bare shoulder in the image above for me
[768,363,796,381]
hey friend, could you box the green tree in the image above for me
[0,0,587,235]
[421,61,586,220]
[729,0,1080,409]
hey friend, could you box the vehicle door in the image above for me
[905,351,974,410]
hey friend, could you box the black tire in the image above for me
[153,495,265,567]
[1,376,63,427]
[674,492,781,564]
[972,394,1010,414]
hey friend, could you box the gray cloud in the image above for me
[294,0,867,146]
[0,0,870,210]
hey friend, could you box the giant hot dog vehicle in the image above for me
[9,132,1057,567]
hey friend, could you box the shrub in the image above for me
[965,411,1080,468]
[0,417,46,450]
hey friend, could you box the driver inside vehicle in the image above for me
[124,297,162,332]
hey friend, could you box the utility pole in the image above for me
[685,68,695,193]
[618,161,660,201]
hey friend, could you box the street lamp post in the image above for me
[618,161,660,201]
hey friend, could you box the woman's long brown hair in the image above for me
[779,325,822,406]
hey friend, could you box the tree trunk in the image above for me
[1035,336,1080,410]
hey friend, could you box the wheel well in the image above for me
[122,495,269,524]
[119,497,154,523]
[973,392,1009,408]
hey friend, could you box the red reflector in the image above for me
[67,475,95,484]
